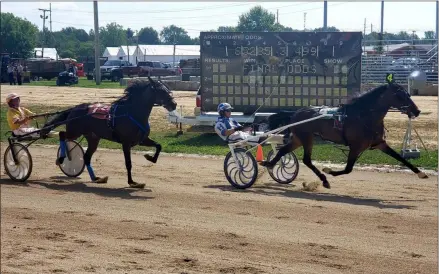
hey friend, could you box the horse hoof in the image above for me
[129,182,145,189]
[259,161,273,169]
[322,181,331,189]
[322,167,332,174]
[418,172,428,179]
[93,176,108,184]
[144,154,157,163]
[56,157,64,166]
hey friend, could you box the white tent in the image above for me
[117,46,138,65]
[33,48,59,60]
[102,47,120,60]
[134,45,200,66]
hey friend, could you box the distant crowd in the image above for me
[7,62,27,85]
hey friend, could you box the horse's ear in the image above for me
[386,73,395,84]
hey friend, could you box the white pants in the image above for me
[228,131,262,144]
[13,127,58,138]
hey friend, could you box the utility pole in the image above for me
[436,0,438,40]
[304,12,307,30]
[363,18,367,53]
[371,23,373,33]
[49,3,52,32]
[276,9,279,24]
[363,18,367,36]
[173,33,176,69]
[93,1,101,85]
[323,1,327,31]
[39,8,49,58]
[379,0,384,51]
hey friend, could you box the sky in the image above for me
[2,1,438,39]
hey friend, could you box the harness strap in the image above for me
[108,104,150,141]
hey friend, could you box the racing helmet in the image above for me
[6,93,19,104]
[217,102,233,116]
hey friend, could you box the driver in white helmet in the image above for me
[215,102,266,144]
[6,93,57,138]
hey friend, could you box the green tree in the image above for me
[160,25,192,45]
[138,27,160,44]
[0,12,39,58]
[313,26,340,32]
[236,6,277,32]
[217,26,236,32]
[99,22,127,47]
[423,31,435,40]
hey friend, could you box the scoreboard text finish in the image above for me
[200,32,363,113]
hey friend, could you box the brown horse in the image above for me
[261,77,428,189]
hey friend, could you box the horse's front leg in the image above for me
[374,141,428,178]
[322,146,364,177]
[122,142,145,188]
[139,137,161,164]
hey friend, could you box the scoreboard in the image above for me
[200,31,363,114]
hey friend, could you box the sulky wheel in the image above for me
[57,140,85,177]
[3,143,33,182]
[224,148,258,189]
[266,150,299,184]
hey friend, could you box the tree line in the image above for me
[1,6,436,59]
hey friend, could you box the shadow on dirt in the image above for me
[0,177,154,201]
[204,184,417,210]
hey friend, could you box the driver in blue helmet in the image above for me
[215,102,266,144]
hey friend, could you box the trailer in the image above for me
[168,31,363,132]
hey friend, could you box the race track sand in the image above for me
[1,146,437,274]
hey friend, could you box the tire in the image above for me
[224,148,258,189]
[57,140,85,177]
[3,143,33,182]
[266,150,299,184]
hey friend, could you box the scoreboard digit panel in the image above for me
[200,31,362,114]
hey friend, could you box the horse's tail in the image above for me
[40,107,75,135]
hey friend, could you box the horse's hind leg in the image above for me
[301,134,331,189]
[83,135,108,184]
[375,142,428,178]
[322,146,364,177]
[139,137,161,163]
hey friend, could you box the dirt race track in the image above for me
[1,85,438,273]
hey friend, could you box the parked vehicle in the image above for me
[137,61,178,77]
[56,71,79,86]
[97,59,130,82]
[25,58,66,81]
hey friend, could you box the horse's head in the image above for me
[383,73,420,118]
[147,77,177,112]
[124,78,177,112]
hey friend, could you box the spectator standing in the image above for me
[7,63,15,85]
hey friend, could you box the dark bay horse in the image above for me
[261,78,428,189]
[42,78,177,188]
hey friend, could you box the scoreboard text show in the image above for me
[200,32,363,114]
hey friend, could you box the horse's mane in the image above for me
[340,84,388,112]
[113,79,154,105]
